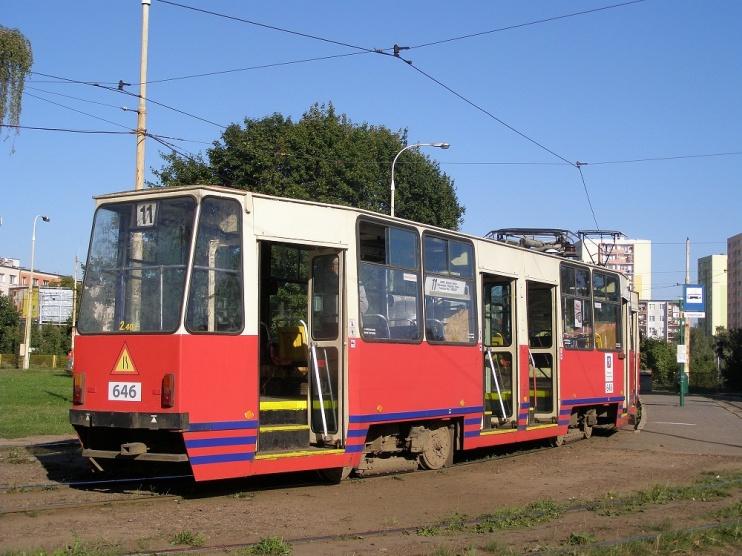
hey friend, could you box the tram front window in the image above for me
[78,197,196,334]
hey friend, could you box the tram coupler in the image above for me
[120,442,148,456]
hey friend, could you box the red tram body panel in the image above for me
[70,186,640,482]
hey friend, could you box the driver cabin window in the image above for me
[186,197,243,333]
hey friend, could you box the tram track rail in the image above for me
[114,498,742,556]
[0,429,590,517]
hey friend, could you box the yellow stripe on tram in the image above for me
[528,389,550,399]
[485,390,550,400]
[259,424,309,433]
[311,400,338,410]
[480,428,518,436]
[255,448,346,460]
[526,424,558,430]
[485,392,513,401]
[260,400,308,411]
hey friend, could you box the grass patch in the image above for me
[416,525,442,537]
[2,538,123,555]
[566,531,597,545]
[0,368,74,438]
[3,447,33,464]
[244,536,292,555]
[474,500,564,533]
[571,521,742,555]
[169,530,204,547]
[712,501,742,519]
[416,513,468,537]
[587,471,742,516]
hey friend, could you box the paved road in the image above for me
[621,393,742,456]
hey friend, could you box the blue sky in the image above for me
[2,0,740,300]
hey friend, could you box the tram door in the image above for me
[526,281,557,424]
[307,251,344,445]
[623,298,635,407]
[482,275,517,428]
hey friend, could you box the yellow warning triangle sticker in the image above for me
[112,344,138,374]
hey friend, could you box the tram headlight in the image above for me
[161,373,175,408]
[72,373,85,405]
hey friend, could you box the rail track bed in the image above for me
[2,395,741,554]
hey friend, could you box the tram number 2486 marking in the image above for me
[108,382,142,402]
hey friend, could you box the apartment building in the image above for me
[697,254,727,335]
[639,299,681,342]
[0,258,21,297]
[580,238,652,300]
[729,233,742,330]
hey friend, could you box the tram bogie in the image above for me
[70,185,640,482]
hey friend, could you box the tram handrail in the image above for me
[486,348,508,420]
[300,320,328,439]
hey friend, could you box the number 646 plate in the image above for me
[108,382,142,401]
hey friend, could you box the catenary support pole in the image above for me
[134,0,151,191]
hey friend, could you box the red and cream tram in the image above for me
[70,185,640,482]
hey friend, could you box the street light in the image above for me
[22,215,50,370]
[390,142,450,217]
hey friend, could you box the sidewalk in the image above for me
[622,393,742,457]
[0,434,77,449]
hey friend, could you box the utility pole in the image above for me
[679,238,691,406]
[70,256,78,353]
[134,0,151,191]
[685,237,691,379]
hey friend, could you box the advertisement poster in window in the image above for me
[574,299,583,329]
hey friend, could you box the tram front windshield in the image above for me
[78,197,196,334]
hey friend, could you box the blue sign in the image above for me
[683,284,705,319]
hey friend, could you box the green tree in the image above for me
[640,337,677,386]
[0,26,33,139]
[689,328,719,388]
[59,274,82,324]
[0,293,21,354]
[31,324,70,358]
[716,328,742,391]
[154,103,464,229]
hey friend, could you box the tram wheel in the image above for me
[582,421,593,439]
[316,466,352,484]
[419,424,453,470]
[552,435,565,447]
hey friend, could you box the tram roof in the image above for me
[93,185,632,280]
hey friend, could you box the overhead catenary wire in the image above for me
[30,71,227,129]
[141,0,645,86]
[25,86,129,110]
[23,92,134,131]
[0,124,133,135]
[407,0,647,50]
[574,151,742,165]
[576,163,600,229]
[146,52,366,85]
[155,0,386,56]
[400,59,575,166]
[1,124,210,149]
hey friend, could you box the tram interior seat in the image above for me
[361,293,419,340]
[361,314,390,339]
[529,332,552,348]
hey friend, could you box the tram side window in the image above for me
[186,198,243,333]
[560,264,593,350]
[484,282,512,347]
[592,271,621,350]
[423,234,476,344]
[358,221,421,341]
